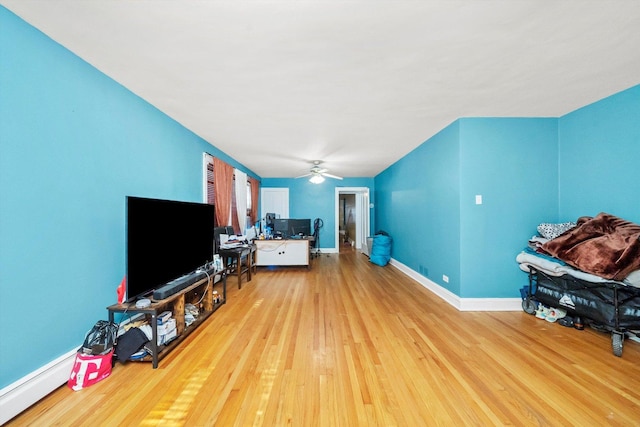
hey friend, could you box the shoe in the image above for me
[546,307,567,323]
[574,316,584,330]
[558,316,574,327]
[535,304,549,319]
[555,307,567,319]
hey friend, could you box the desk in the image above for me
[219,244,256,288]
[254,238,311,268]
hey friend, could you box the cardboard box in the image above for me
[157,318,176,336]
[158,328,177,346]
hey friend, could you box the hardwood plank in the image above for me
[7,250,640,426]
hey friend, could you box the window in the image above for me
[247,181,252,211]
[203,153,259,232]
[206,160,215,205]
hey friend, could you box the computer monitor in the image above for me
[288,219,311,237]
[272,218,289,237]
[265,213,276,228]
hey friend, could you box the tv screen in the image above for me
[126,196,215,302]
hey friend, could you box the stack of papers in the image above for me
[220,242,242,249]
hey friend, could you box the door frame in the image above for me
[334,187,370,253]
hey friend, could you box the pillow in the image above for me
[537,222,576,240]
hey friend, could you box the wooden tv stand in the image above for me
[107,270,226,368]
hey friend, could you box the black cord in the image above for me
[115,301,137,340]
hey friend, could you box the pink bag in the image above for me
[67,350,113,391]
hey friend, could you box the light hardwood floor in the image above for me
[8,248,640,426]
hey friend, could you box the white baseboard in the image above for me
[314,247,338,254]
[389,258,522,312]
[0,348,77,425]
[0,314,143,424]
[459,297,522,311]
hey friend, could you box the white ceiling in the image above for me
[3,1,640,179]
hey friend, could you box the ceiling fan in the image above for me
[295,161,343,184]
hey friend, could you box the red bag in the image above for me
[67,350,113,391]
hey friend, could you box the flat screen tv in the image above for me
[126,196,215,302]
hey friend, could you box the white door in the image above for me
[261,188,289,227]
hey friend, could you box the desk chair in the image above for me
[219,245,255,288]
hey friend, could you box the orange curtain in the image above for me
[213,157,233,227]
[249,176,260,224]
[231,176,240,234]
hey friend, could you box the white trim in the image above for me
[0,314,144,423]
[389,258,521,312]
[390,258,461,308]
[0,348,77,425]
[335,187,370,254]
[459,297,523,311]
[318,247,338,254]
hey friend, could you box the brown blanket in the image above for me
[542,212,640,280]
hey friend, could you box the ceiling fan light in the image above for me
[309,175,325,184]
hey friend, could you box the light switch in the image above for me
[475,195,482,205]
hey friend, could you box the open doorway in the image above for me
[339,194,355,248]
[334,187,370,254]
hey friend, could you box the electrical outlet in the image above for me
[419,265,429,276]
[443,274,449,283]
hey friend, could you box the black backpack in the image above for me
[81,320,118,355]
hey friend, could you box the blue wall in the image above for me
[0,8,257,388]
[374,84,639,299]
[375,123,462,295]
[375,118,558,298]
[458,118,558,297]
[261,178,375,249]
[558,85,640,223]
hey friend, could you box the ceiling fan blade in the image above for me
[299,160,341,180]
[322,172,343,180]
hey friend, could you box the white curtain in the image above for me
[234,169,248,232]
